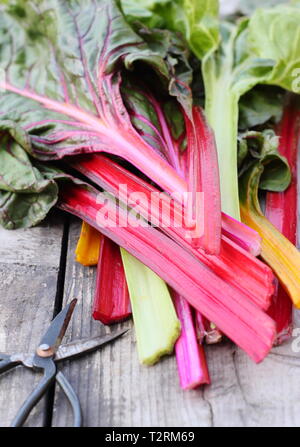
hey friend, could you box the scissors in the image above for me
[0,299,128,427]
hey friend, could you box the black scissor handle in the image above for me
[10,356,82,427]
[56,371,82,427]
[11,357,57,427]
[0,354,20,374]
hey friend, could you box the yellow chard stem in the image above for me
[76,221,102,266]
[241,205,300,308]
[240,153,300,308]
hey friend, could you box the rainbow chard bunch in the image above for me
[1,0,300,391]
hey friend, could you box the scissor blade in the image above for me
[38,299,77,352]
[55,329,129,362]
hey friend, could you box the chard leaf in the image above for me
[0,158,83,230]
[239,0,291,16]
[121,79,167,155]
[0,123,65,229]
[247,5,300,92]
[0,122,81,229]
[238,129,291,193]
[0,0,190,156]
[239,86,284,130]
[121,0,167,28]
[0,0,194,228]
[0,153,69,230]
[122,0,220,59]
[123,22,193,111]
[0,185,58,230]
[121,75,186,167]
[0,0,173,153]
[0,126,49,194]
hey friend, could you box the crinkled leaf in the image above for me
[205,20,276,101]
[0,0,195,228]
[238,0,290,16]
[0,161,83,230]
[247,5,300,92]
[0,123,61,228]
[0,184,58,230]
[238,129,291,194]
[239,85,284,130]
[0,123,81,229]
[121,22,193,112]
[0,130,49,193]
[122,0,219,60]
[0,0,192,159]
[121,0,168,28]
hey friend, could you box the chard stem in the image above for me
[203,58,240,220]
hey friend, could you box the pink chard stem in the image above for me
[184,107,222,254]
[93,235,131,325]
[58,184,276,364]
[172,292,210,389]
[70,154,273,311]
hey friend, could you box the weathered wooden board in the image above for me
[0,214,64,427]
[51,218,300,427]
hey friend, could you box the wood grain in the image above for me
[0,214,64,427]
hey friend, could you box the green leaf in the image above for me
[0,0,188,160]
[247,5,300,92]
[121,76,167,154]
[238,129,291,196]
[122,0,219,59]
[0,122,60,228]
[0,117,83,228]
[122,75,186,161]
[0,0,193,228]
[0,134,48,194]
[121,0,167,28]
[0,184,58,230]
[128,21,193,111]
[239,85,284,130]
[238,0,290,16]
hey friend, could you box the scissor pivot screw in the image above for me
[37,344,54,357]
[39,344,50,351]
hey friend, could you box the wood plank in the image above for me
[52,218,300,427]
[0,213,64,427]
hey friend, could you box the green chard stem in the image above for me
[203,41,240,221]
[120,248,181,365]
